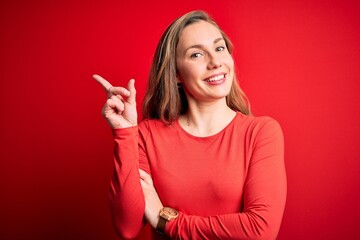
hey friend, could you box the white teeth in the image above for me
[206,74,225,82]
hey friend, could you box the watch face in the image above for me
[163,207,178,216]
[160,207,179,220]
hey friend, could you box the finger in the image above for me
[103,99,116,115]
[127,79,136,104]
[104,99,116,111]
[110,95,125,112]
[93,74,113,92]
[108,86,130,98]
[114,94,124,102]
[105,98,124,115]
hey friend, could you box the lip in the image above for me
[203,73,227,85]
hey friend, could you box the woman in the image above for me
[94,10,286,240]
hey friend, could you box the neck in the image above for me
[179,98,236,137]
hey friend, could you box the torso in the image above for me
[138,112,270,216]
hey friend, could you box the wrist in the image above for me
[156,207,179,234]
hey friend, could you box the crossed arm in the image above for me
[109,119,286,240]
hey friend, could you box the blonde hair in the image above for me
[142,10,251,124]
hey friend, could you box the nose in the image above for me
[207,54,222,70]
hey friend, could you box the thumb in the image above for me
[127,79,136,104]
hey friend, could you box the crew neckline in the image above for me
[174,112,241,140]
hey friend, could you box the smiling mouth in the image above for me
[204,74,225,82]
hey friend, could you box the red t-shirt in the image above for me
[110,112,286,240]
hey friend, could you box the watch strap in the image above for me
[156,216,167,234]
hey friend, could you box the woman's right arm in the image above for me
[110,127,145,239]
[93,75,145,239]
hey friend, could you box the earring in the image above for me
[177,82,182,88]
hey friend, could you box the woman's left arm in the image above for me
[139,169,163,229]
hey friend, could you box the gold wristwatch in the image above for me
[156,207,179,234]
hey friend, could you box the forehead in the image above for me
[178,20,223,47]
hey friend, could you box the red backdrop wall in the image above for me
[1,0,359,239]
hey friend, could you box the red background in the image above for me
[1,0,359,239]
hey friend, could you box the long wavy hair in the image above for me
[142,10,251,124]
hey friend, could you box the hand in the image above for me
[93,74,137,129]
[139,169,163,229]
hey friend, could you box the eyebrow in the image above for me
[184,37,225,53]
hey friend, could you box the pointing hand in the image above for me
[93,74,137,129]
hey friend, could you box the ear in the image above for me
[176,74,181,83]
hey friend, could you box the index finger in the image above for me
[93,74,113,92]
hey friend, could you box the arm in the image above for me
[142,118,286,240]
[109,127,146,239]
[93,75,146,239]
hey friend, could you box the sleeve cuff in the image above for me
[165,211,182,236]
[112,126,138,137]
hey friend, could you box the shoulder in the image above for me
[138,118,169,131]
[138,118,176,138]
[234,112,284,142]
[236,112,282,131]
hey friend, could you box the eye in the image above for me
[216,46,226,52]
[190,52,203,58]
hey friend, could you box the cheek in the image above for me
[224,55,234,70]
[224,56,235,84]
[177,63,198,82]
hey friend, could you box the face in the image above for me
[176,20,234,103]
